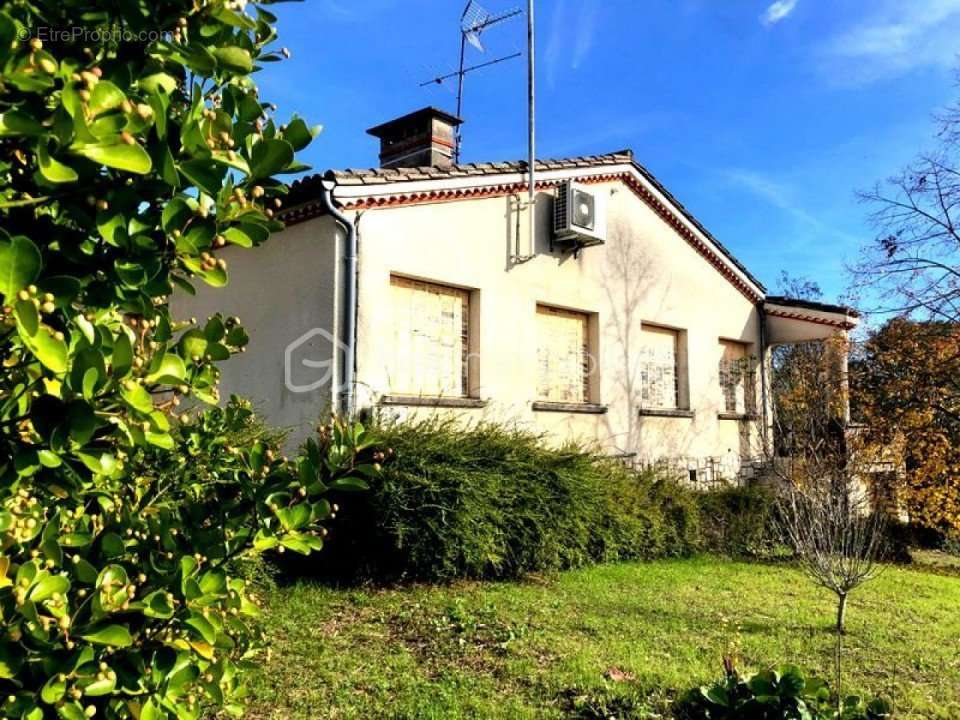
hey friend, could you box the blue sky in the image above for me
[258,0,960,303]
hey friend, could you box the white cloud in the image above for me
[545,0,600,87]
[761,0,799,26]
[572,3,600,69]
[544,0,569,89]
[722,169,858,246]
[823,0,960,84]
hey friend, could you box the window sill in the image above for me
[532,401,608,415]
[380,395,488,409]
[718,412,759,421]
[638,408,694,419]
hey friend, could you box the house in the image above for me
[175,107,859,483]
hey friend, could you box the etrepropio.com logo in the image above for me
[16,26,173,43]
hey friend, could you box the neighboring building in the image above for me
[175,107,859,483]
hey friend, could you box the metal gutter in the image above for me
[319,179,357,416]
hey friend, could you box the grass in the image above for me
[248,557,960,719]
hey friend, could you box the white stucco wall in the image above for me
[172,216,340,449]
[350,180,764,475]
[175,174,775,473]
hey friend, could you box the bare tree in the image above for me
[776,270,824,302]
[854,74,960,322]
[765,338,887,706]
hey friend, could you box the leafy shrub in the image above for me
[0,0,368,716]
[678,663,892,720]
[697,485,783,558]
[308,417,702,582]
[1,395,375,720]
[557,686,654,719]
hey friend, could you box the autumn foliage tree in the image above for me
[852,319,960,536]
[851,70,960,539]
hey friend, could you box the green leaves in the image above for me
[120,381,154,414]
[145,353,187,385]
[80,625,133,648]
[250,138,294,179]
[143,590,175,619]
[27,573,70,602]
[37,142,79,183]
[73,141,153,174]
[213,46,253,73]
[41,672,67,703]
[0,0,337,715]
[0,109,44,136]
[88,81,126,116]
[284,116,323,151]
[14,299,68,373]
[178,158,227,196]
[682,664,891,720]
[0,642,24,679]
[0,233,41,300]
[111,328,134,378]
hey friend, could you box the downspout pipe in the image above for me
[320,178,357,417]
[756,300,770,455]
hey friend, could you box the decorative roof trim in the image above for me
[764,295,860,318]
[764,307,857,331]
[283,168,765,303]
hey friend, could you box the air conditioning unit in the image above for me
[552,181,607,249]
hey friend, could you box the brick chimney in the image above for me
[366,107,463,169]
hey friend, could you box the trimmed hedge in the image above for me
[302,417,779,582]
[697,484,782,558]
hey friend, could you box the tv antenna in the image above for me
[420,1,522,162]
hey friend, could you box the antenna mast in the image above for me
[525,0,535,260]
[420,1,521,162]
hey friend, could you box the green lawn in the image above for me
[248,558,960,719]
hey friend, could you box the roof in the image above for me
[764,295,860,319]
[366,106,463,137]
[285,149,766,295]
[323,150,634,186]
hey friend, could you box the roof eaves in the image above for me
[764,295,860,318]
[284,149,766,295]
[623,157,765,293]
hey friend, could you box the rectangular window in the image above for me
[536,305,590,403]
[719,340,756,415]
[639,324,682,410]
[389,276,470,397]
